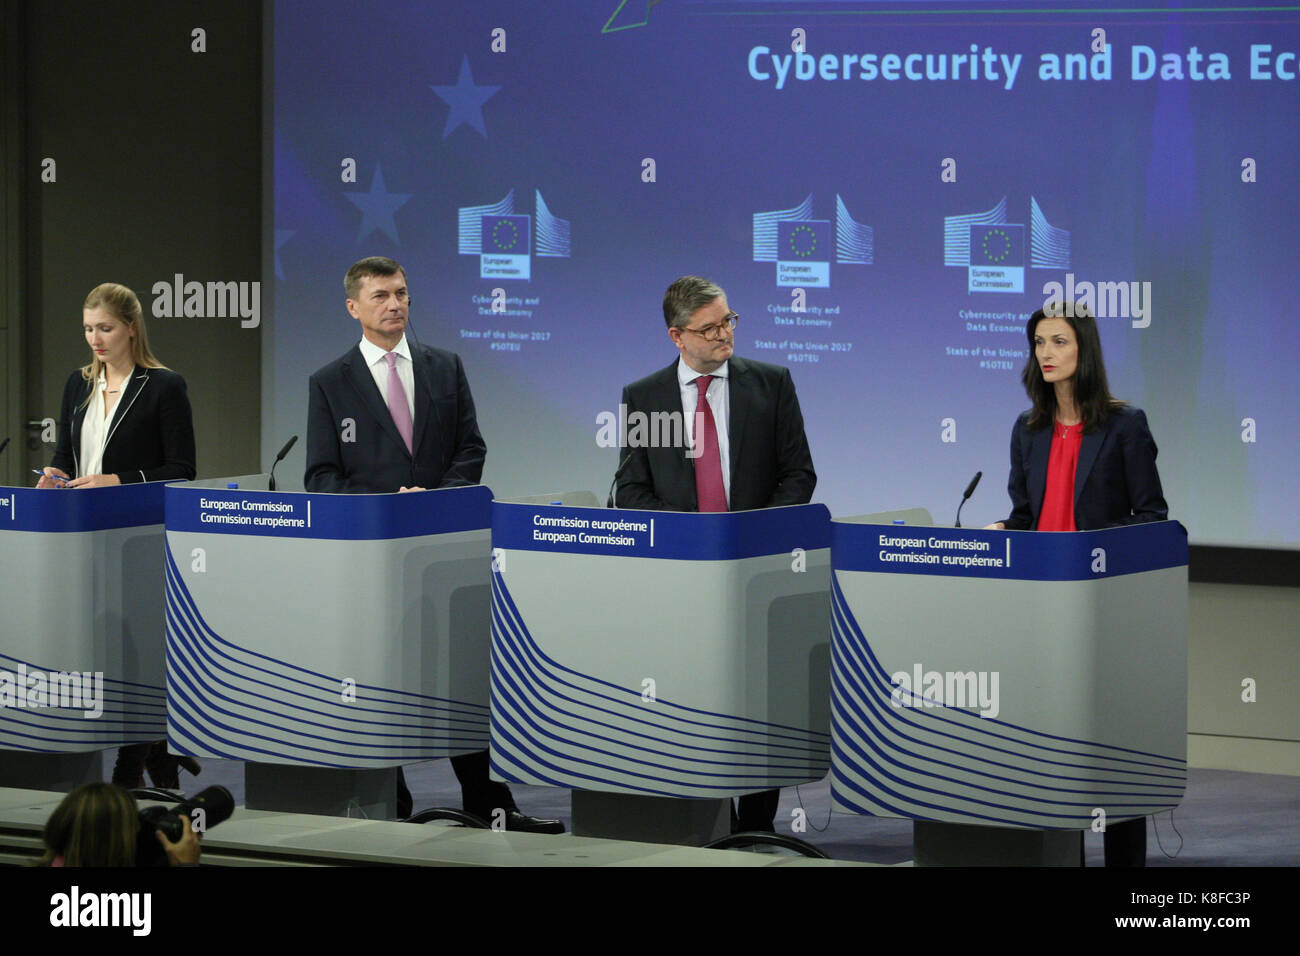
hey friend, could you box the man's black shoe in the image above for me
[503,810,565,835]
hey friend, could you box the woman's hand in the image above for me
[66,474,121,489]
[155,816,202,866]
[36,467,70,489]
[983,521,1006,530]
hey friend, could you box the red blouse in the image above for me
[1036,421,1083,531]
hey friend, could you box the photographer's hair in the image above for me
[80,283,166,394]
[1021,302,1124,432]
[345,256,406,300]
[36,783,139,867]
[663,275,725,329]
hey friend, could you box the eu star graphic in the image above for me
[432,55,501,138]
[345,165,412,245]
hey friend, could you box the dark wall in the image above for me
[15,0,261,481]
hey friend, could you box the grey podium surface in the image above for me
[829,513,1190,865]
[0,482,170,792]
[164,476,497,817]
[489,496,834,845]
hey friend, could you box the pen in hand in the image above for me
[32,469,71,486]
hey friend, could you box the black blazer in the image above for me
[50,366,196,484]
[304,342,486,493]
[1003,404,1169,530]
[615,356,816,511]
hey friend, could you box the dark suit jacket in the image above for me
[615,356,816,511]
[304,341,485,493]
[1003,405,1169,530]
[50,366,196,484]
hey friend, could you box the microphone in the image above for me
[607,449,635,508]
[954,470,982,528]
[268,435,299,492]
[402,313,441,408]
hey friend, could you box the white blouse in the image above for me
[78,373,114,478]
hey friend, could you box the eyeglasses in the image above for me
[680,312,738,341]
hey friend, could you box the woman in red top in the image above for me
[988,302,1170,866]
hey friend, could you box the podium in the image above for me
[0,483,169,791]
[488,497,833,844]
[828,516,1189,865]
[163,476,495,817]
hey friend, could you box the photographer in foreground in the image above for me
[36,782,201,867]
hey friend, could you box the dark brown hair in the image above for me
[345,256,406,300]
[1020,303,1124,432]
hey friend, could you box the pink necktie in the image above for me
[385,352,414,455]
[693,375,727,512]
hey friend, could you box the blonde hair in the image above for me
[36,783,140,867]
[80,283,166,390]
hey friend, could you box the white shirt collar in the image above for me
[359,334,412,367]
[677,357,729,386]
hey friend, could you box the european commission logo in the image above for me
[458,188,571,281]
[944,197,1069,294]
[753,193,873,288]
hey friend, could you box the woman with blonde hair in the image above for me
[37,282,198,788]
[37,282,195,488]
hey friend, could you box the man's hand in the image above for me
[36,467,70,489]
[397,486,426,493]
[155,816,201,866]
[983,522,1006,530]
[66,474,122,489]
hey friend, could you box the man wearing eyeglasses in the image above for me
[614,274,816,833]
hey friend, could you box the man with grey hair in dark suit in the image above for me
[615,274,817,833]
[305,255,563,834]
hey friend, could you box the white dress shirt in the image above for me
[359,334,415,423]
[78,373,113,477]
[677,357,731,503]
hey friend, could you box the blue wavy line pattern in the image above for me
[829,572,1185,828]
[835,194,874,264]
[458,189,514,255]
[944,196,1007,266]
[753,193,814,262]
[534,189,571,258]
[0,652,165,751]
[163,541,489,765]
[489,570,830,796]
[1030,196,1072,269]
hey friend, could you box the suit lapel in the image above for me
[102,367,150,458]
[1075,421,1107,508]
[409,346,439,458]
[656,360,695,509]
[724,357,749,494]
[1028,424,1052,521]
[69,378,93,461]
[343,346,407,455]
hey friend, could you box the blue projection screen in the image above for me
[266,0,1300,548]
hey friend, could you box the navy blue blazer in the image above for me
[615,355,816,511]
[304,341,485,493]
[1003,404,1169,530]
[50,366,196,484]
